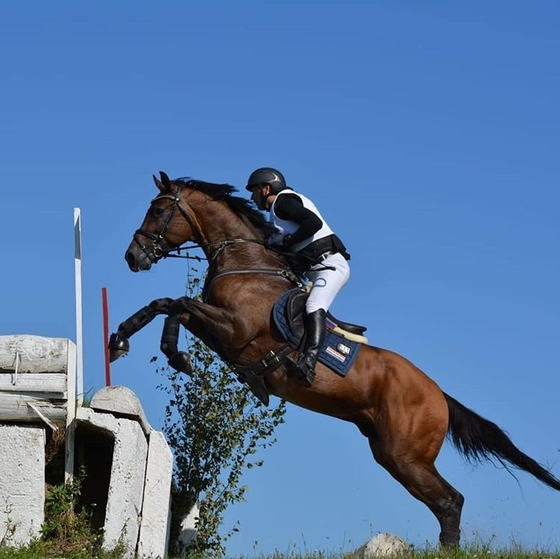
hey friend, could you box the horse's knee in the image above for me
[169,296,191,316]
[149,297,174,313]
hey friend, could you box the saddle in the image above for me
[281,288,368,345]
[272,288,367,378]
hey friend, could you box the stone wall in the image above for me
[0,335,175,558]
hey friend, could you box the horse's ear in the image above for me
[153,171,172,193]
[159,171,172,188]
[152,174,165,192]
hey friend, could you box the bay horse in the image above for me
[111,171,560,548]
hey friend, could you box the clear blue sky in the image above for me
[2,1,559,555]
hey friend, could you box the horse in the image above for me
[110,171,560,548]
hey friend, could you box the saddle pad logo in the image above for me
[326,345,349,363]
[337,343,351,355]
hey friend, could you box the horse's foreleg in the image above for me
[109,297,174,362]
[169,297,242,354]
[160,315,193,375]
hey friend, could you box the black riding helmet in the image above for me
[245,167,287,193]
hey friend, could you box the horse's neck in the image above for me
[207,240,277,273]
[194,208,273,269]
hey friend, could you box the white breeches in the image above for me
[305,252,350,314]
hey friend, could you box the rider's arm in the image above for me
[274,194,322,248]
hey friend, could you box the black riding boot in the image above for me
[296,308,326,386]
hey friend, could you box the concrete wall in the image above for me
[0,424,45,546]
[76,386,174,559]
[0,383,174,557]
[0,336,175,558]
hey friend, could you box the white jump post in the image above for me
[64,208,85,482]
[73,207,84,407]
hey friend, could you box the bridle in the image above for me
[133,186,199,263]
[133,185,273,265]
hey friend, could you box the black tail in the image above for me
[444,393,560,491]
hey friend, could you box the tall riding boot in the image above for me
[296,308,327,386]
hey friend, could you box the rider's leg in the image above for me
[295,308,326,385]
[288,254,350,385]
[305,253,350,315]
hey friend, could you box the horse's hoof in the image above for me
[168,351,193,375]
[108,333,130,362]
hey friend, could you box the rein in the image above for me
[209,267,302,286]
[164,237,268,261]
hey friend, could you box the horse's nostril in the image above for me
[125,251,136,268]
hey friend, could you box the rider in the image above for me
[246,167,351,386]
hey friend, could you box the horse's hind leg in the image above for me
[109,298,174,361]
[367,432,464,548]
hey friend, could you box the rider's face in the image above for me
[250,184,271,210]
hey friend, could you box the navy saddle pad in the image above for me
[272,288,362,377]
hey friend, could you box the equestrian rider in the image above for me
[246,167,351,386]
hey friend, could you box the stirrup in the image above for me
[283,355,315,387]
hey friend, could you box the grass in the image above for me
[2,472,558,558]
[1,544,559,559]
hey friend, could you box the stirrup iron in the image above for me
[283,355,315,387]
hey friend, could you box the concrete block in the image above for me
[176,501,199,555]
[0,424,45,546]
[137,430,173,559]
[76,407,148,558]
[91,385,151,436]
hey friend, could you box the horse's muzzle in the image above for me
[125,250,139,271]
[125,248,152,272]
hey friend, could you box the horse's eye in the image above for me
[152,206,166,218]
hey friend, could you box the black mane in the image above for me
[175,177,269,234]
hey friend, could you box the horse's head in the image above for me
[125,171,275,272]
[125,171,196,272]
